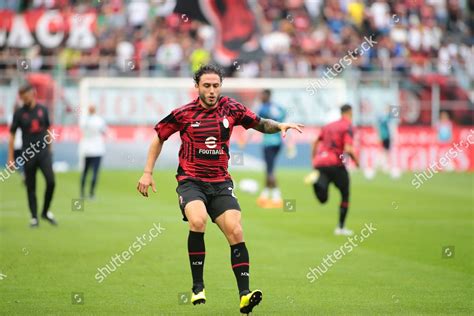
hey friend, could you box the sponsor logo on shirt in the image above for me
[196,148,224,160]
[205,136,217,149]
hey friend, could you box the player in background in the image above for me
[374,106,400,179]
[254,89,286,208]
[136,65,303,314]
[80,105,107,200]
[311,104,358,236]
[437,110,453,143]
[8,84,58,228]
[375,105,401,177]
[436,110,454,171]
[376,107,392,173]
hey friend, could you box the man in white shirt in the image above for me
[80,105,107,199]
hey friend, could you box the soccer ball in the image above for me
[390,168,401,179]
[238,179,259,194]
[363,168,376,180]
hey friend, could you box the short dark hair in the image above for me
[19,84,34,95]
[340,104,352,114]
[193,64,224,84]
[262,89,271,97]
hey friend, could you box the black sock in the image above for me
[230,242,250,297]
[339,202,349,228]
[188,231,205,292]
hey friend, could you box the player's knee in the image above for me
[319,195,328,204]
[227,224,243,243]
[189,218,207,232]
[314,189,328,203]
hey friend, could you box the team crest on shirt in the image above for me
[37,108,43,118]
[222,116,229,128]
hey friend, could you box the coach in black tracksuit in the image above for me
[8,85,58,228]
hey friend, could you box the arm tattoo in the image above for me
[253,118,281,134]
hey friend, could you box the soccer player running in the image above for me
[376,106,393,174]
[311,104,358,236]
[255,89,286,209]
[80,105,107,200]
[8,84,58,228]
[137,65,303,314]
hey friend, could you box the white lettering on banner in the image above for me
[36,11,65,48]
[7,15,34,48]
[66,14,96,49]
[1,11,96,49]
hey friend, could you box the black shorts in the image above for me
[382,138,390,150]
[316,166,349,189]
[313,165,350,203]
[263,145,281,175]
[176,179,241,222]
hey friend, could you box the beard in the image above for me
[199,93,218,108]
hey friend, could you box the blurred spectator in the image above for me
[116,37,135,72]
[127,0,149,29]
[189,39,211,73]
[156,35,183,75]
[347,0,365,28]
[0,0,470,78]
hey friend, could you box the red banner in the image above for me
[1,125,473,171]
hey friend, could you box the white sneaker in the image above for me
[334,227,353,236]
[41,211,58,226]
[30,218,39,228]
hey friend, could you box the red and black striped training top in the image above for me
[154,96,261,182]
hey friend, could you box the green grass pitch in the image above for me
[0,169,473,315]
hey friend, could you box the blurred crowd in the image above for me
[0,0,472,79]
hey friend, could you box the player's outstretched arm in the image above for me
[252,118,304,138]
[137,135,163,197]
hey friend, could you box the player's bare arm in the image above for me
[47,128,54,152]
[344,144,359,167]
[252,118,304,137]
[7,132,15,171]
[312,138,319,159]
[137,135,163,197]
